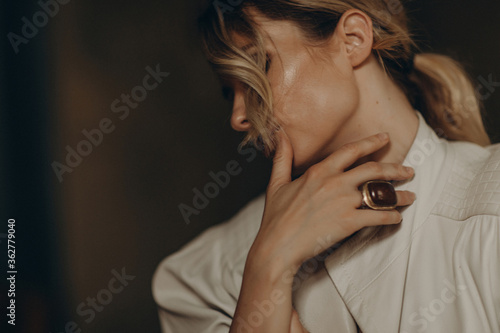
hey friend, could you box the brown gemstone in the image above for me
[367,181,397,207]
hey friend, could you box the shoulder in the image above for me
[152,193,265,318]
[433,142,500,316]
[451,214,500,311]
[434,141,500,220]
[153,192,265,286]
[167,192,266,266]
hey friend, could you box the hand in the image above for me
[249,129,416,274]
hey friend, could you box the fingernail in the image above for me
[378,132,388,140]
[405,166,414,174]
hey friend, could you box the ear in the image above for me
[335,9,374,67]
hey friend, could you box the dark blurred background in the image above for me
[0,0,499,332]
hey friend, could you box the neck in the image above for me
[334,55,419,166]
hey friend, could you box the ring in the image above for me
[360,180,397,210]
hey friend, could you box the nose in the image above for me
[230,84,251,132]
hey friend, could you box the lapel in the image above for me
[322,111,453,332]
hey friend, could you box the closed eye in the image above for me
[248,51,271,74]
[265,54,271,73]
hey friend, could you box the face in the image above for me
[229,10,361,176]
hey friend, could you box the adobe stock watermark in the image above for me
[51,64,170,183]
[7,0,71,54]
[281,234,342,292]
[178,144,262,225]
[233,288,287,332]
[213,0,244,17]
[51,267,135,333]
[476,73,500,100]
[416,72,499,139]
[403,279,467,333]
[232,234,339,332]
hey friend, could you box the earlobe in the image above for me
[337,9,374,67]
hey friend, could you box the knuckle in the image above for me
[380,211,398,224]
[366,161,383,174]
[338,212,358,232]
[304,164,322,180]
[354,192,363,206]
[340,142,359,156]
[378,212,391,224]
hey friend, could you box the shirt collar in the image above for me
[322,110,454,331]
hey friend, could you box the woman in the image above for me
[153,1,499,332]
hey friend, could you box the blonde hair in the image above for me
[198,0,491,155]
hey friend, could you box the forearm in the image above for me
[229,247,296,333]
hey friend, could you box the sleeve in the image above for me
[152,195,265,333]
[152,227,237,332]
[453,215,500,332]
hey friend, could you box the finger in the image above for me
[344,161,414,185]
[346,186,415,209]
[396,190,416,207]
[352,190,416,208]
[290,309,308,333]
[338,191,365,210]
[353,209,403,228]
[321,133,390,172]
[268,128,294,195]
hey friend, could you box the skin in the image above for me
[226,8,419,333]
[231,8,419,176]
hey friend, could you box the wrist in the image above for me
[245,241,300,287]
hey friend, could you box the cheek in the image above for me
[273,64,360,171]
[311,57,360,121]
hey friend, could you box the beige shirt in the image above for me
[153,111,500,332]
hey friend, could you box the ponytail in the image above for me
[200,0,492,151]
[409,53,490,146]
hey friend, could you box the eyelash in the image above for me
[265,54,271,73]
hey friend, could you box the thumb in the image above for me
[268,127,293,193]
